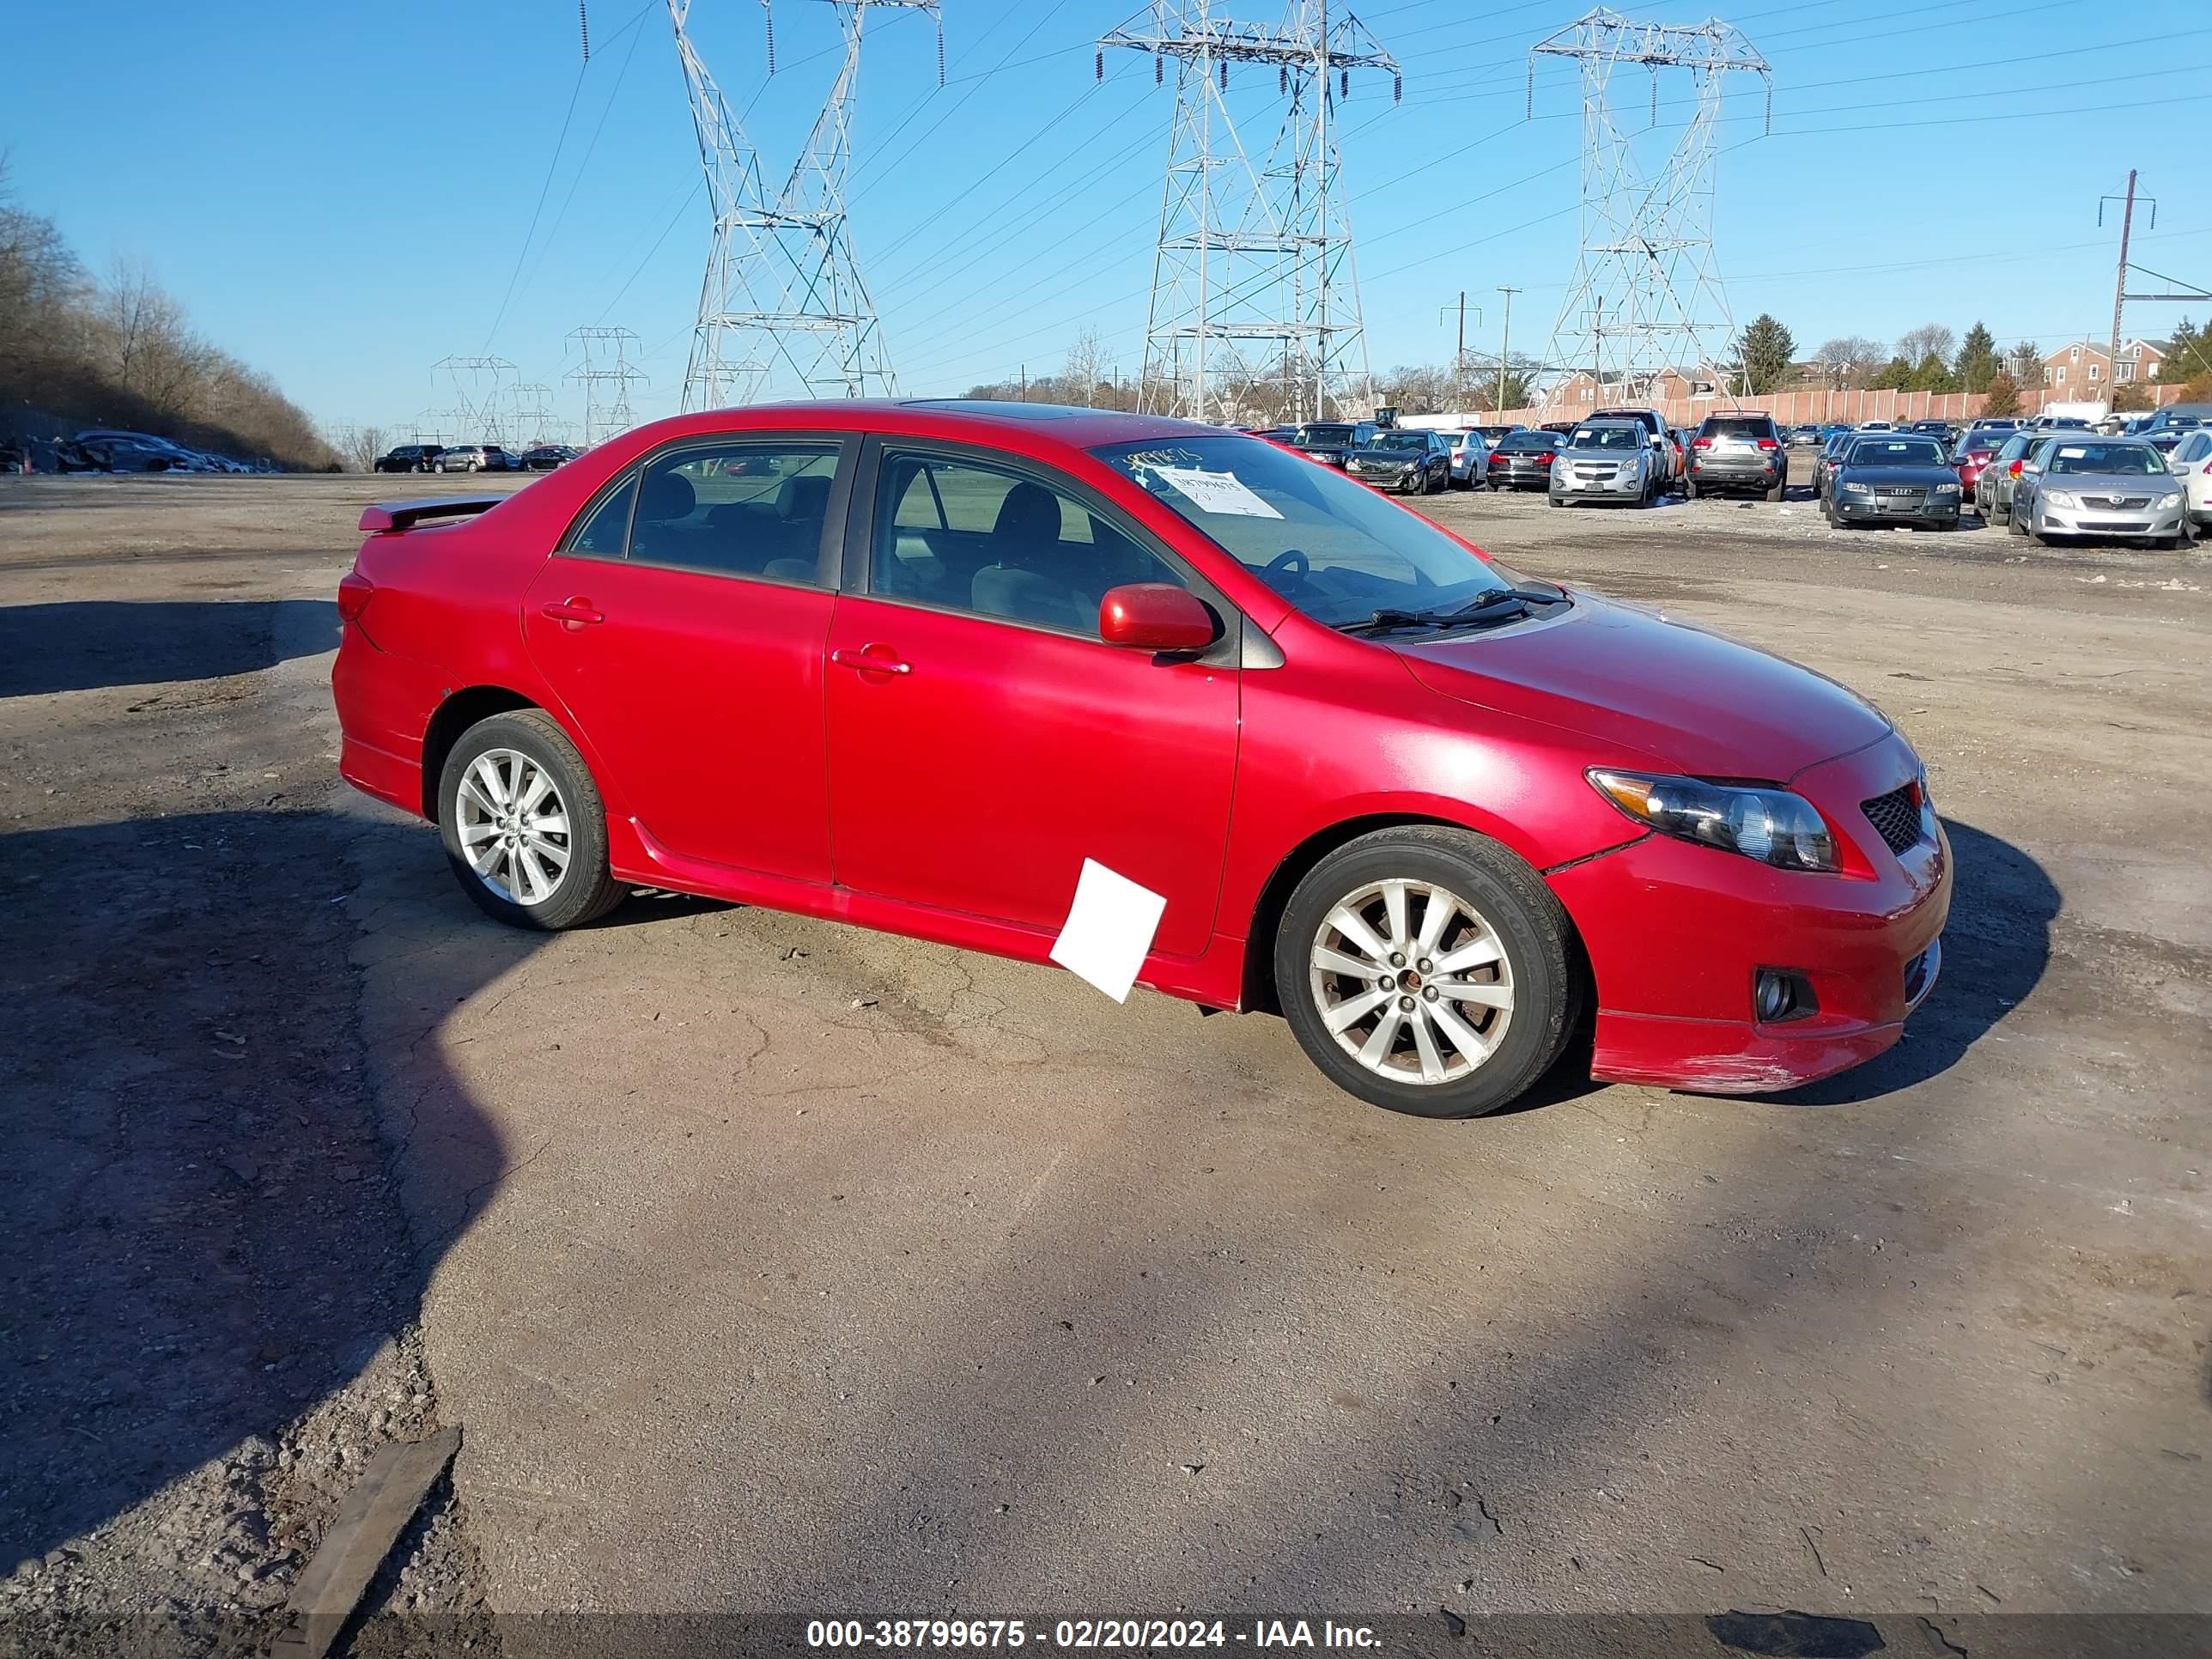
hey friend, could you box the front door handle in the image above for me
[541,597,604,628]
[830,646,911,676]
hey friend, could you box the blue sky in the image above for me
[7,0,2208,436]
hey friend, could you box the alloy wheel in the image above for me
[1310,878,1514,1086]
[453,747,572,906]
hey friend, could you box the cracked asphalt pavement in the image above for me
[1,469,2206,1656]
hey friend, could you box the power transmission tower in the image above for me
[1101,0,1399,426]
[503,383,564,448]
[1527,9,1769,409]
[668,0,943,410]
[567,326,648,445]
[432,356,520,443]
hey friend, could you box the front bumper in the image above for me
[1346,466,1422,492]
[1548,731,1951,1094]
[2035,500,2185,539]
[1553,473,1644,501]
[1833,493,1960,524]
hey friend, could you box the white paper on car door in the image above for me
[1154,466,1283,520]
[1049,859,1168,1004]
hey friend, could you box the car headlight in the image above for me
[1840,481,1870,495]
[1588,769,1840,872]
[2042,489,2078,508]
[1933,482,1960,495]
[2156,489,2182,507]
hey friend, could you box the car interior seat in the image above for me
[970,481,1091,633]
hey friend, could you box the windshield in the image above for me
[1498,432,1556,453]
[1371,432,1430,452]
[1293,424,1354,447]
[1847,439,1947,466]
[1570,425,1643,450]
[1091,435,1533,629]
[2046,442,2164,475]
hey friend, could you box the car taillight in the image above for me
[337,571,374,623]
[1692,437,1712,449]
[1755,438,1777,451]
[2008,460,2024,477]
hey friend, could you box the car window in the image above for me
[1571,426,1642,449]
[1093,434,1534,631]
[1374,432,1430,452]
[566,474,638,557]
[1701,417,1772,438]
[622,441,840,579]
[2046,442,2164,476]
[1498,432,1556,453]
[1848,439,1946,465]
[870,451,1188,638]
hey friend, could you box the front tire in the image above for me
[1273,827,1579,1119]
[437,710,624,931]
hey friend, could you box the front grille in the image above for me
[1862,783,1922,856]
[2088,495,2150,509]
[1876,486,1923,499]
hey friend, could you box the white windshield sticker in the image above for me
[1156,466,1283,520]
[2058,447,2087,459]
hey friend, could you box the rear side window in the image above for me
[626,443,841,580]
[567,475,638,557]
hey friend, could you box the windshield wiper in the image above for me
[1334,586,1567,635]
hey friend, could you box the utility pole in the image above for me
[1438,294,1480,410]
[2107,169,2136,398]
[1496,284,1519,415]
[1019,364,1027,401]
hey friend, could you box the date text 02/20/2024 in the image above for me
[805,1619,1382,1650]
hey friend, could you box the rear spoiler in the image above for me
[358,496,505,534]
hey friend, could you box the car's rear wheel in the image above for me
[2008,504,2029,537]
[1765,476,1786,501]
[437,711,624,931]
[1273,828,1578,1119]
[1684,478,1699,501]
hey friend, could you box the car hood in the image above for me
[1393,591,1892,780]
[1837,465,1954,486]
[2040,471,2174,493]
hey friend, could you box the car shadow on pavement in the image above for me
[0,599,338,698]
[0,808,519,1580]
[1767,815,2057,1106]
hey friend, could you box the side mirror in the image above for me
[1099,583,1218,653]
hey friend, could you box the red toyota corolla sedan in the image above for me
[333,401,1949,1118]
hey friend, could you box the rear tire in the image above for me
[1273,827,1579,1119]
[437,710,625,932]
[1685,479,1699,501]
[1765,477,1786,502]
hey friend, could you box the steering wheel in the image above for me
[1263,548,1310,579]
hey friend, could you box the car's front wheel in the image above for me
[1273,827,1578,1119]
[437,710,625,931]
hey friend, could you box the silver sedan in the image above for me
[2011,438,2189,549]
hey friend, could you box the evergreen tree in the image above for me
[2160,317,2208,382]
[1869,356,1913,392]
[1981,371,2021,416]
[1910,352,1960,393]
[1734,313,1796,395]
[1954,322,1998,392]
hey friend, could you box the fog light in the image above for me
[1754,968,1817,1023]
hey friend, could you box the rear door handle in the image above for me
[831,646,911,676]
[541,597,604,627]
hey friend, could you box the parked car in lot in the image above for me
[1685,411,1787,501]
[436,444,524,473]
[1858,419,1896,434]
[1344,428,1453,495]
[1485,428,1563,489]
[2009,435,2186,548]
[1972,430,2042,526]
[1548,420,1658,507]
[334,400,1950,1118]
[1950,430,2008,506]
[1589,406,1678,487]
[1286,421,1379,470]
[1788,424,1822,447]
[377,444,447,474]
[1470,423,1522,445]
[522,445,582,471]
[2164,429,2212,537]
[1821,434,1963,529]
[1814,428,1859,502]
[1441,430,1488,488]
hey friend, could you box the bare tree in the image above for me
[1810,336,1888,389]
[323,422,389,472]
[1894,324,1956,370]
[1061,328,1105,407]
